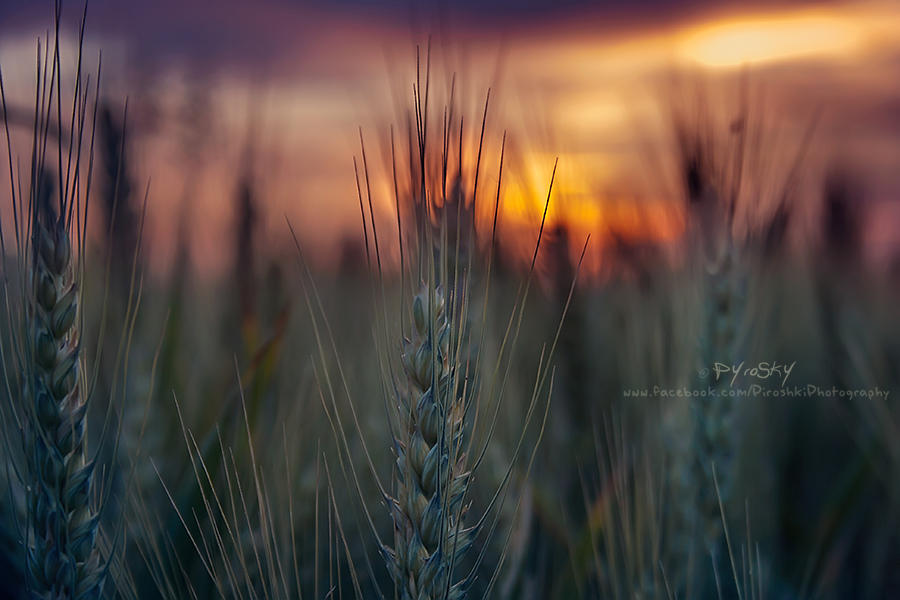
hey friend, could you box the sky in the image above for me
[1,0,898,275]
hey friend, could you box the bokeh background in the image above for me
[2,0,899,275]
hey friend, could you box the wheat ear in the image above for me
[386,284,472,600]
[24,200,105,599]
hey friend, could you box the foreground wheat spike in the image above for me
[24,197,105,599]
[386,284,473,600]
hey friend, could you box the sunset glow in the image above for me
[679,13,863,68]
[1,0,898,274]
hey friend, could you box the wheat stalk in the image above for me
[0,7,109,596]
[666,96,748,589]
[691,236,744,549]
[385,284,472,600]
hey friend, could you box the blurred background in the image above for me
[2,0,899,276]
[0,0,898,598]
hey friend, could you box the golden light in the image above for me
[679,13,863,68]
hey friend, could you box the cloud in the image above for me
[1,0,842,75]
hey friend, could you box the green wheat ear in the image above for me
[24,198,105,599]
[385,283,473,600]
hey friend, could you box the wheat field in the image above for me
[0,2,898,599]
